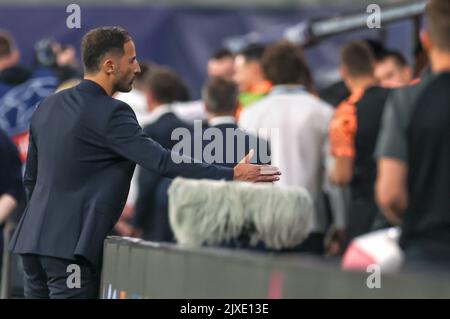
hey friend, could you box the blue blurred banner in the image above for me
[0,5,415,98]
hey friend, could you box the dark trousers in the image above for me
[346,196,390,245]
[20,254,100,299]
[402,242,450,276]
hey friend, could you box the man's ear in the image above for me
[103,58,115,75]
[420,29,433,53]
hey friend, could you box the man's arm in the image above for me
[375,158,408,225]
[330,157,353,185]
[374,88,415,225]
[329,105,356,186]
[106,103,280,182]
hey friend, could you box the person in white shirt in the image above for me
[239,41,333,254]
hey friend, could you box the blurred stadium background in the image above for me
[2,0,450,299]
[0,0,423,97]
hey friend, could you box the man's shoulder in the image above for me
[310,94,333,111]
[358,86,391,111]
[386,78,432,118]
[143,112,193,137]
[31,90,63,119]
[242,96,272,114]
[395,75,435,102]
[145,112,192,129]
[301,94,333,121]
[233,126,267,144]
[240,94,282,124]
[283,92,333,112]
[364,86,391,98]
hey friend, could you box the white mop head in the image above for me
[168,178,313,250]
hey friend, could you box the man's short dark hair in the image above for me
[340,41,375,77]
[0,30,15,59]
[262,41,312,86]
[364,39,387,61]
[380,50,408,67]
[238,43,266,63]
[425,0,450,51]
[145,66,190,104]
[81,26,131,74]
[210,48,233,60]
[202,77,239,114]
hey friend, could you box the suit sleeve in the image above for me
[23,128,37,202]
[106,102,234,181]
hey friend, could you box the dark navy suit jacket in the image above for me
[204,120,270,249]
[206,121,270,168]
[9,80,233,265]
[133,110,194,242]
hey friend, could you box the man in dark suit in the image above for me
[202,77,270,168]
[201,77,271,250]
[8,27,280,299]
[133,66,194,242]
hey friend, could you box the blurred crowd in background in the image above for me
[0,0,449,277]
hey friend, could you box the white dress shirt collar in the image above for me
[269,84,307,96]
[208,116,236,127]
[148,104,173,124]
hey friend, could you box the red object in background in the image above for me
[268,271,284,299]
[342,242,376,271]
[12,131,29,163]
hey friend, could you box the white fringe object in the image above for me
[168,178,313,250]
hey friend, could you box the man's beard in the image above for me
[114,76,134,93]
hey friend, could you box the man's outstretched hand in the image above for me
[233,149,281,183]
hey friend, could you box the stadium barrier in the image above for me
[100,236,450,299]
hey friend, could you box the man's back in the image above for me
[10,80,136,265]
[402,72,450,251]
[240,91,332,195]
[144,111,193,151]
[352,86,391,197]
